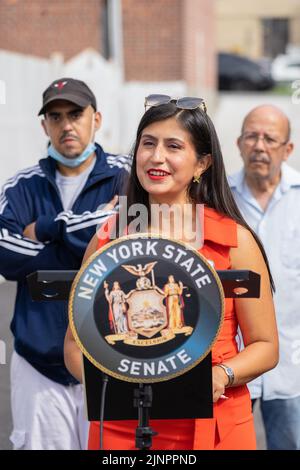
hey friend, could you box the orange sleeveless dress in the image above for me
[88,207,256,450]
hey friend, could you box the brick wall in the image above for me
[0,0,102,60]
[122,0,182,81]
[122,0,215,91]
[0,0,215,91]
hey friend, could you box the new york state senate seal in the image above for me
[69,234,224,383]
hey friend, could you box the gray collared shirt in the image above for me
[228,163,300,400]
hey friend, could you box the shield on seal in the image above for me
[126,288,167,338]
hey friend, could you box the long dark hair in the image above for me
[125,103,274,291]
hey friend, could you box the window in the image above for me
[262,18,289,58]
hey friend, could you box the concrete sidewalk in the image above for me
[0,280,14,450]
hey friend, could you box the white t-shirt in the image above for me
[55,158,96,211]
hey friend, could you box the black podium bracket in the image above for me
[27,269,260,301]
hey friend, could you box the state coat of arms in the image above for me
[104,262,193,346]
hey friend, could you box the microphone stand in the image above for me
[134,383,157,450]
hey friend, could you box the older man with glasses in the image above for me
[228,104,300,450]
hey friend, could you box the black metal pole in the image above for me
[134,383,157,450]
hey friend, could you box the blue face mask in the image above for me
[48,142,97,168]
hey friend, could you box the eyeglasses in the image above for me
[240,132,288,150]
[144,94,207,113]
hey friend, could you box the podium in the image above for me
[27,268,260,423]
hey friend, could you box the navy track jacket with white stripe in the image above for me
[0,144,130,384]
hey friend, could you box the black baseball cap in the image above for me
[38,77,97,115]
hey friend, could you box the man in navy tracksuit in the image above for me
[0,78,130,449]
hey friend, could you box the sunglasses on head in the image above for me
[144,94,207,113]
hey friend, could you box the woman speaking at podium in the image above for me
[64,96,278,450]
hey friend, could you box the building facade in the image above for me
[216,0,300,59]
